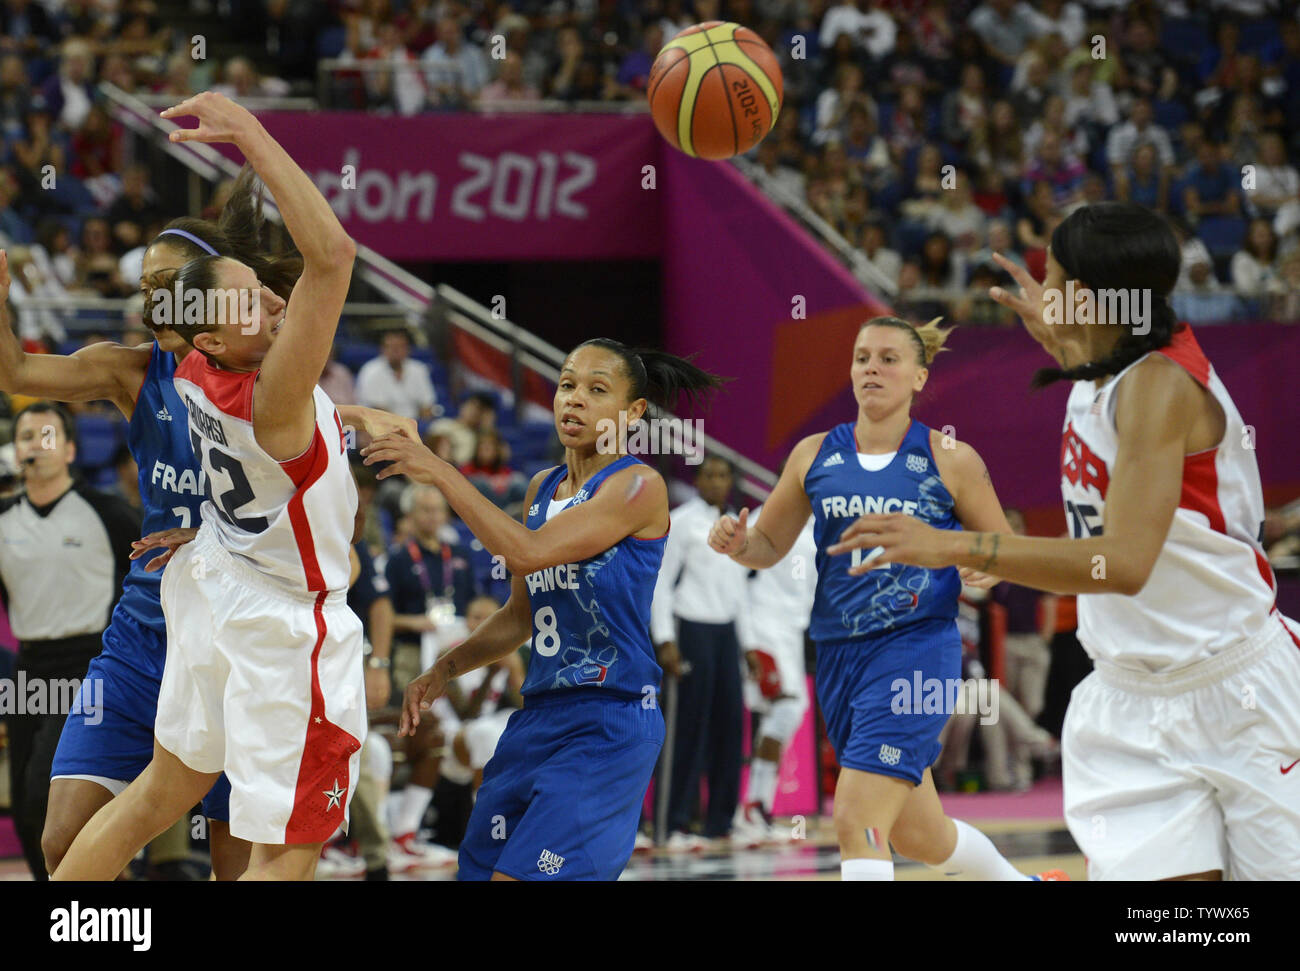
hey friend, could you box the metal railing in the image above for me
[732,154,898,299]
[97,81,777,500]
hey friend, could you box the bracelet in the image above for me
[366,656,391,670]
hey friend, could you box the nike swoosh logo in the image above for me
[1282,759,1300,775]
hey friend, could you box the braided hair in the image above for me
[1032,202,1181,388]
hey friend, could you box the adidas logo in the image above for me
[156,407,172,422]
[571,489,590,505]
[537,848,565,875]
[822,452,845,468]
[878,744,902,766]
[528,503,540,518]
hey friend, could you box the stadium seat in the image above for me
[1160,19,1211,66]
[1197,216,1246,259]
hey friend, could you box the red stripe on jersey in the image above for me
[176,351,257,421]
[284,426,331,591]
[1179,448,1226,533]
[280,429,324,489]
[284,592,361,844]
[1157,322,1211,388]
[1255,548,1276,592]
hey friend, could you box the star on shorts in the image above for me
[323,780,345,811]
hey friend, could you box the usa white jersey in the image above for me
[174,351,357,596]
[748,505,817,636]
[1060,323,1286,672]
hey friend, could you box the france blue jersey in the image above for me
[114,344,207,670]
[806,420,962,645]
[520,456,666,700]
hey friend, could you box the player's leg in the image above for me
[240,842,324,881]
[51,739,221,880]
[832,766,913,877]
[202,775,251,880]
[457,710,535,880]
[41,779,118,875]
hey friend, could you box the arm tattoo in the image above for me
[445,657,457,679]
[969,533,1000,572]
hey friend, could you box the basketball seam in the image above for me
[648,50,687,109]
[702,27,740,158]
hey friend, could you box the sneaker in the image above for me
[316,844,366,880]
[731,801,775,849]
[389,832,458,872]
[633,831,654,854]
[664,830,707,853]
[1030,869,1070,881]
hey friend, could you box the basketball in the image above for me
[647,21,783,160]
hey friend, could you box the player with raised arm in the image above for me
[53,91,373,881]
[710,317,1066,881]
[832,202,1300,880]
[361,338,723,880]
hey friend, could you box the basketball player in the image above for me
[733,503,816,847]
[710,317,1066,881]
[361,338,724,880]
[835,203,1300,880]
[52,91,366,881]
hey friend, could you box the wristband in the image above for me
[366,656,391,670]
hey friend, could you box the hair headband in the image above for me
[156,228,218,256]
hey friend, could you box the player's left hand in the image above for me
[827,513,958,575]
[364,666,390,711]
[130,527,199,572]
[361,432,441,483]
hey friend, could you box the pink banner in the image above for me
[220,112,661,261]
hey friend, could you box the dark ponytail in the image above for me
[573,338,728,411]
[1032,202,1181,389]
[143,164,303,320]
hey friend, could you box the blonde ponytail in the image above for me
[859,315,955,366]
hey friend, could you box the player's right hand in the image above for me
[656,640,682,678]
[160,91,260,146]
[708,507,749,556]
[399,663,448,736]
[130,527,199,572]
[988,252,1052,350]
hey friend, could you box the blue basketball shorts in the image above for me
[458,691,664,881]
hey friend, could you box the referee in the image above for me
[652,455,752,847]
[0,401,139,879]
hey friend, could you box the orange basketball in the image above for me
[647,21,784,160]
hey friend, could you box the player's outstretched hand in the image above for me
[708,507,749,556]
[399,664,448,736]
[160,91,260,147]
[358,407,418,443]
[361,431,441,484]
[988,252,1053,351]
[827,513,957,575]
[130,527,199,572]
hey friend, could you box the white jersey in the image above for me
[174,351,357,596]
[747,505,818,638]
[1060,323,1286,672]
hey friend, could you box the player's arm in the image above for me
[361,434,669,575]
[161,93,356,453]
[934,435,1014,589]
[830,358,1196,594]
[709,433,820,568]
[398,478,544,734]
[0,252,144,416]
[336,404,418,445]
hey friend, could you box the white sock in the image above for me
[931,819,1029,881]
[748,756,779,813]
[841,858,894,881]
[395,785,434,838]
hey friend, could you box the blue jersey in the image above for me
[806,420,962,644]
[520,456,666,699]
[114,344,207,670]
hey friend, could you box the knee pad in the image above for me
[761,696,807,746]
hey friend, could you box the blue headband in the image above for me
[156,228,218,256]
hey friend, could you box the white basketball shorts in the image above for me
[155,525,366,845]
[1063,614,1300,880]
